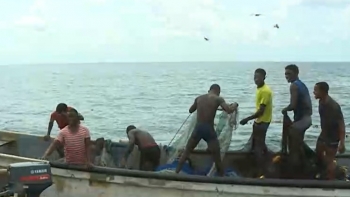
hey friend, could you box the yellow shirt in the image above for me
[255,84,273,123]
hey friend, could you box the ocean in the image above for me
[0,62,349,151]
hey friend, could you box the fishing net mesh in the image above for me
[167,108,239,165]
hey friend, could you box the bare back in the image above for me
[131,129,157,148]
[196,94,221,125]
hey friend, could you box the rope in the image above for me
[167,113,192,147]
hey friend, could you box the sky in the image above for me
[0,0,349,64]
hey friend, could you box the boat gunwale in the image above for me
[50,161,350,189]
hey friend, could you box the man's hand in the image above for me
[43,135,51,141]
[281,108,288,115]
[338,142,346,154]
[239,118,249,125]
[85,162,94,169]
[120,158,126,168]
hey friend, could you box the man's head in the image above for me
[254,68,266,86]
[208,84,221,95]
[313,82,329,99]
[126,125,136,134]
[67,108,80,126]
[56,103,68,115]
[285,64,299,83]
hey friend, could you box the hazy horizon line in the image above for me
[0,60,349,66]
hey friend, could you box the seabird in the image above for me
[274,24,279,29]
[204,37,209,41]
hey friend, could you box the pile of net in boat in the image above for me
[156,106,239,176]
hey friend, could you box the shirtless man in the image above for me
[313,82,346,180]
[175,84,237,176]
[121,125,160,171]
[281,64,312,168]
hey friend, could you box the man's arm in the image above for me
[284,83,298,111]
[246,105,266,121]
[245,91,271,121]
[123,131,136,161]
[336,105,345,144]
[47,114,55,136]
[189,98,197,113]
[217,97,234,114]
[84,128,91,163]
[43,140,61,158]
[43,132,63,158]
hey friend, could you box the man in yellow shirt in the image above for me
[240,68,273,175]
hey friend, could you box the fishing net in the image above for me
[160,105,239,175]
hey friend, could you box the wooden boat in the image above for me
[0,130,350,197]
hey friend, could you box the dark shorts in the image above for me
[252,122,270,154]
[253,122,270,132]
[317,136,339,149]
[191,123,217,143]
[139,145,161,170]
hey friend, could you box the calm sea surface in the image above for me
[0,62,349,151]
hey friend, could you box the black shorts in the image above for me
[317,136,339,149]
[191,123,217,143]
[139,145,161,170]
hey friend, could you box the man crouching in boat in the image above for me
[175,84,237,176]
[42,108,93,168]
[313,82,346,180]
[120,125,161,171]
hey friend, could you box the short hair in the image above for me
[255,68,266,77]
[68,108,78,115]
[126,125,136,133]
[209,84,220,91]
[285,64,299,74]
[56,103,68,113]
[316,82,329,93]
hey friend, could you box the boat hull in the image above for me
[0,130,349,197]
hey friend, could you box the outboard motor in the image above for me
[1,162,53,197]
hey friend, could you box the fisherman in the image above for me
[44,103,84,158]
[120,125,161,171]
[282,64,312,168]
[240,68,273,175]
[175,84,237,176]
[313,82,346,180]
[44,103,84,140]
[42,108,92,167]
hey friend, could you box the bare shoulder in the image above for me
[215,95,225,104]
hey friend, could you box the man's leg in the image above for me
[175,135,200,174]
[207,138,224,176]
[252,122,269,176]
[288,116,311,169]
[324,146,337,180]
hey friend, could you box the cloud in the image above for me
[15,15,46,30]
[300,0,350,7]
[15,0,47,31]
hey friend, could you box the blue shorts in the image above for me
[191,123,217,142]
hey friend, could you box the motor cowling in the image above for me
[7,162,53,197]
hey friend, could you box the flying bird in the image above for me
[274,24,279,29]
[204,37,209,41]
[251,14,262,16]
